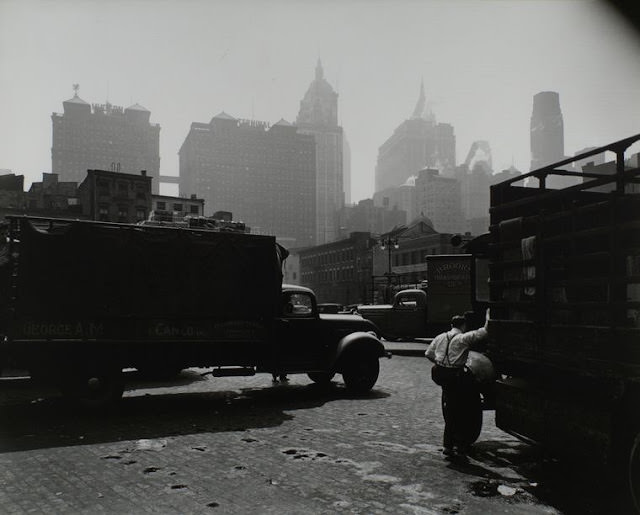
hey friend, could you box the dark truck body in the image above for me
[0,216,385,407]
[486,134,640,509]
[357,255,472,339]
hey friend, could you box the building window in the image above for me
[97,180,109,196]
[157,201,166,210]
[98,206,109,221]
[173,203,183,212]
[117,206,128,222]
[190,205,199,214]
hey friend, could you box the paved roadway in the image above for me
[0,344,620,514]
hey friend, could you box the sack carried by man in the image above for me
[431,365,464,387]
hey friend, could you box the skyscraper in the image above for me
[52,86,160,192]
[296,60,344,244]
[178,113,316,248]
[375,82,456,192]
[530,91,565,171]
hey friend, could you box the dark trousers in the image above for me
[441,372,480,450]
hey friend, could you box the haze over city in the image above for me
[1,0,639,202]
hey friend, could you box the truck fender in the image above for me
[333,331,386,371]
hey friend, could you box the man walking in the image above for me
[426,313,488,459]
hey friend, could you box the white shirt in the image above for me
[425,327,488,368]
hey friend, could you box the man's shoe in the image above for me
[456,445,471,457]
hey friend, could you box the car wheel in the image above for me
[342,353,379,394]
[307,371,335,385]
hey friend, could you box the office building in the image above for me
[375,82,456,192]
[52,86,160,192]
[179,113,316,248]
[373,176,419,222]
[296,60,344,244]
[414,168,464,234]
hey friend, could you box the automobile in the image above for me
[317,303,343,314]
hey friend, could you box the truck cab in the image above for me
[276,285,386,390]
[356,289,427,340]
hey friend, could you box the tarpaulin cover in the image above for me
[14,219,285,321]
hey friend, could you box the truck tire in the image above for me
[342,353,379,394]
[61,365,124,410]
[307,371,335,385]
[628,430,640,513]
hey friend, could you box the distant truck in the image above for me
[357,254,473,340]
[0,216,386,408]
[483,134,640,511]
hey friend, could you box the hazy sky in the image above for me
[1,0,639,202]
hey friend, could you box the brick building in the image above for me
[299,232,376,305]
[372,215,463,302]
[338,198,406,239]
[150,194,205,220]
[26,173,80,214]
[78,169,152,223]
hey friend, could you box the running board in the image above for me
[204,367,256,377]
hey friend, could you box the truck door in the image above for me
[392,292,426,338]
[276,291,330,372]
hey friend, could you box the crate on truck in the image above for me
[486,133,640,511]
[0,216,386,408]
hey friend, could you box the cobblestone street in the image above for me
[0,350,619,514]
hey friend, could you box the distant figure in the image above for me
[426,311,488,459]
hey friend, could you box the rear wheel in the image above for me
[61,365,124,410]
[307,371,335,385]
[342,354,379,394]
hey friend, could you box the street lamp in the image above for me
[379,235,399,302]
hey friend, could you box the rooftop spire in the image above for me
[411,79,426,119]
[315,58,324,81]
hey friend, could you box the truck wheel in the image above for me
[307,371,335,385]
[342,354,379,394]
[628,430,640,513]
[61,366,124,409]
